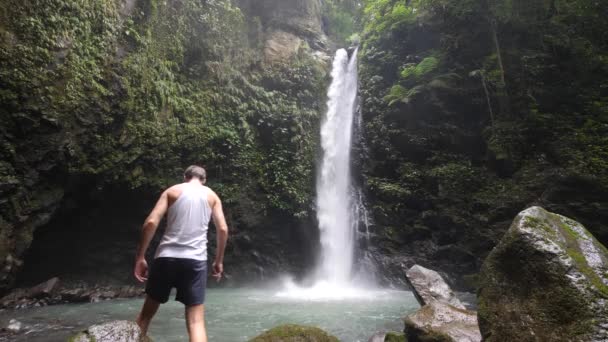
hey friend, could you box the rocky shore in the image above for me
[0,277,143,310]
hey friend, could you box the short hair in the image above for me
[184,165,206,181]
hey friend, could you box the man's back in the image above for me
[156,183,212,260]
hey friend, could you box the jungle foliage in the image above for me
[357,0,608,282]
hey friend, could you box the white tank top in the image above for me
[155,185,212,261]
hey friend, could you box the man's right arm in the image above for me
[211,193,228,281]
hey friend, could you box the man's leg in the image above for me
[136,295,161,335]
[185,304,207,342]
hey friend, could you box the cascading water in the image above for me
[277,48,379,300]
[316,48,359,285]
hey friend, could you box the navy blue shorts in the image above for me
[145,257,207,306]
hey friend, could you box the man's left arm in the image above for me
[134,190,169,282]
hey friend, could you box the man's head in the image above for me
[184,165,206,183]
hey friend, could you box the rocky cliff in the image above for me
[0,0,332,292]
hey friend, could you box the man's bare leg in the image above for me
[136,295,161,335]
[185,304,207,342]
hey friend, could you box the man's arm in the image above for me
[211,194,228,281]
[134,190,169,282]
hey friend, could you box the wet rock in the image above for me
[249,324,339,342]
[404,265,481,342]
[0,277,59,308]
[28,277,60,296]
[368,331,386,342]
[404,301,480,342]
[6,319,21,333]
[405,265,465,309]
[0,282,144,309]
[69,320,151,342]
[478,206,608,341]
[60,285,144,304]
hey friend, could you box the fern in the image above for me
[400,56,440,79]
[383,84,409,105]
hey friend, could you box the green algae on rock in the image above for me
[249,324,339,342]
[384,332,406,342]
[478,206,608,341]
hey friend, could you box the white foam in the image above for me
[274,278,390,302]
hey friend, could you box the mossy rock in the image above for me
[478,206,608,341]
[249,324,339,342]
[384,332,407,342]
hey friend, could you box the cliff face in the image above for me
[0,0,330,291]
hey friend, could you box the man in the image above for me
[133,165,228,342]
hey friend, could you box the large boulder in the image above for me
[249,324,339,342]
[69,320,151,342]
[404,265,481,342]
[478,206,608,341]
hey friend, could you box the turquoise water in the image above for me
[0,288,418,341]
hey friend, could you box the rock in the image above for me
[69,320,151,342]
[405,265,465,309]
[6,319,21,332]
[404,265,481,342]
[60,287,91,303]
[28,277,60,297]
[239,0,328,64]
[478,206,608,341]
[368,331,386,342]
[264,30,303,64]
[405,301,480,342]
[249,324,339,342]
[0,277,60,308]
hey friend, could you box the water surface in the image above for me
[0,288,418,342]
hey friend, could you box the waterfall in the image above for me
[276,48,376,300]
[316,48,359,285]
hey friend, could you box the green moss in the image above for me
[249,324,339,342]
[384,332,407,342]
[545,213,608,298]
[565,247,608,298]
